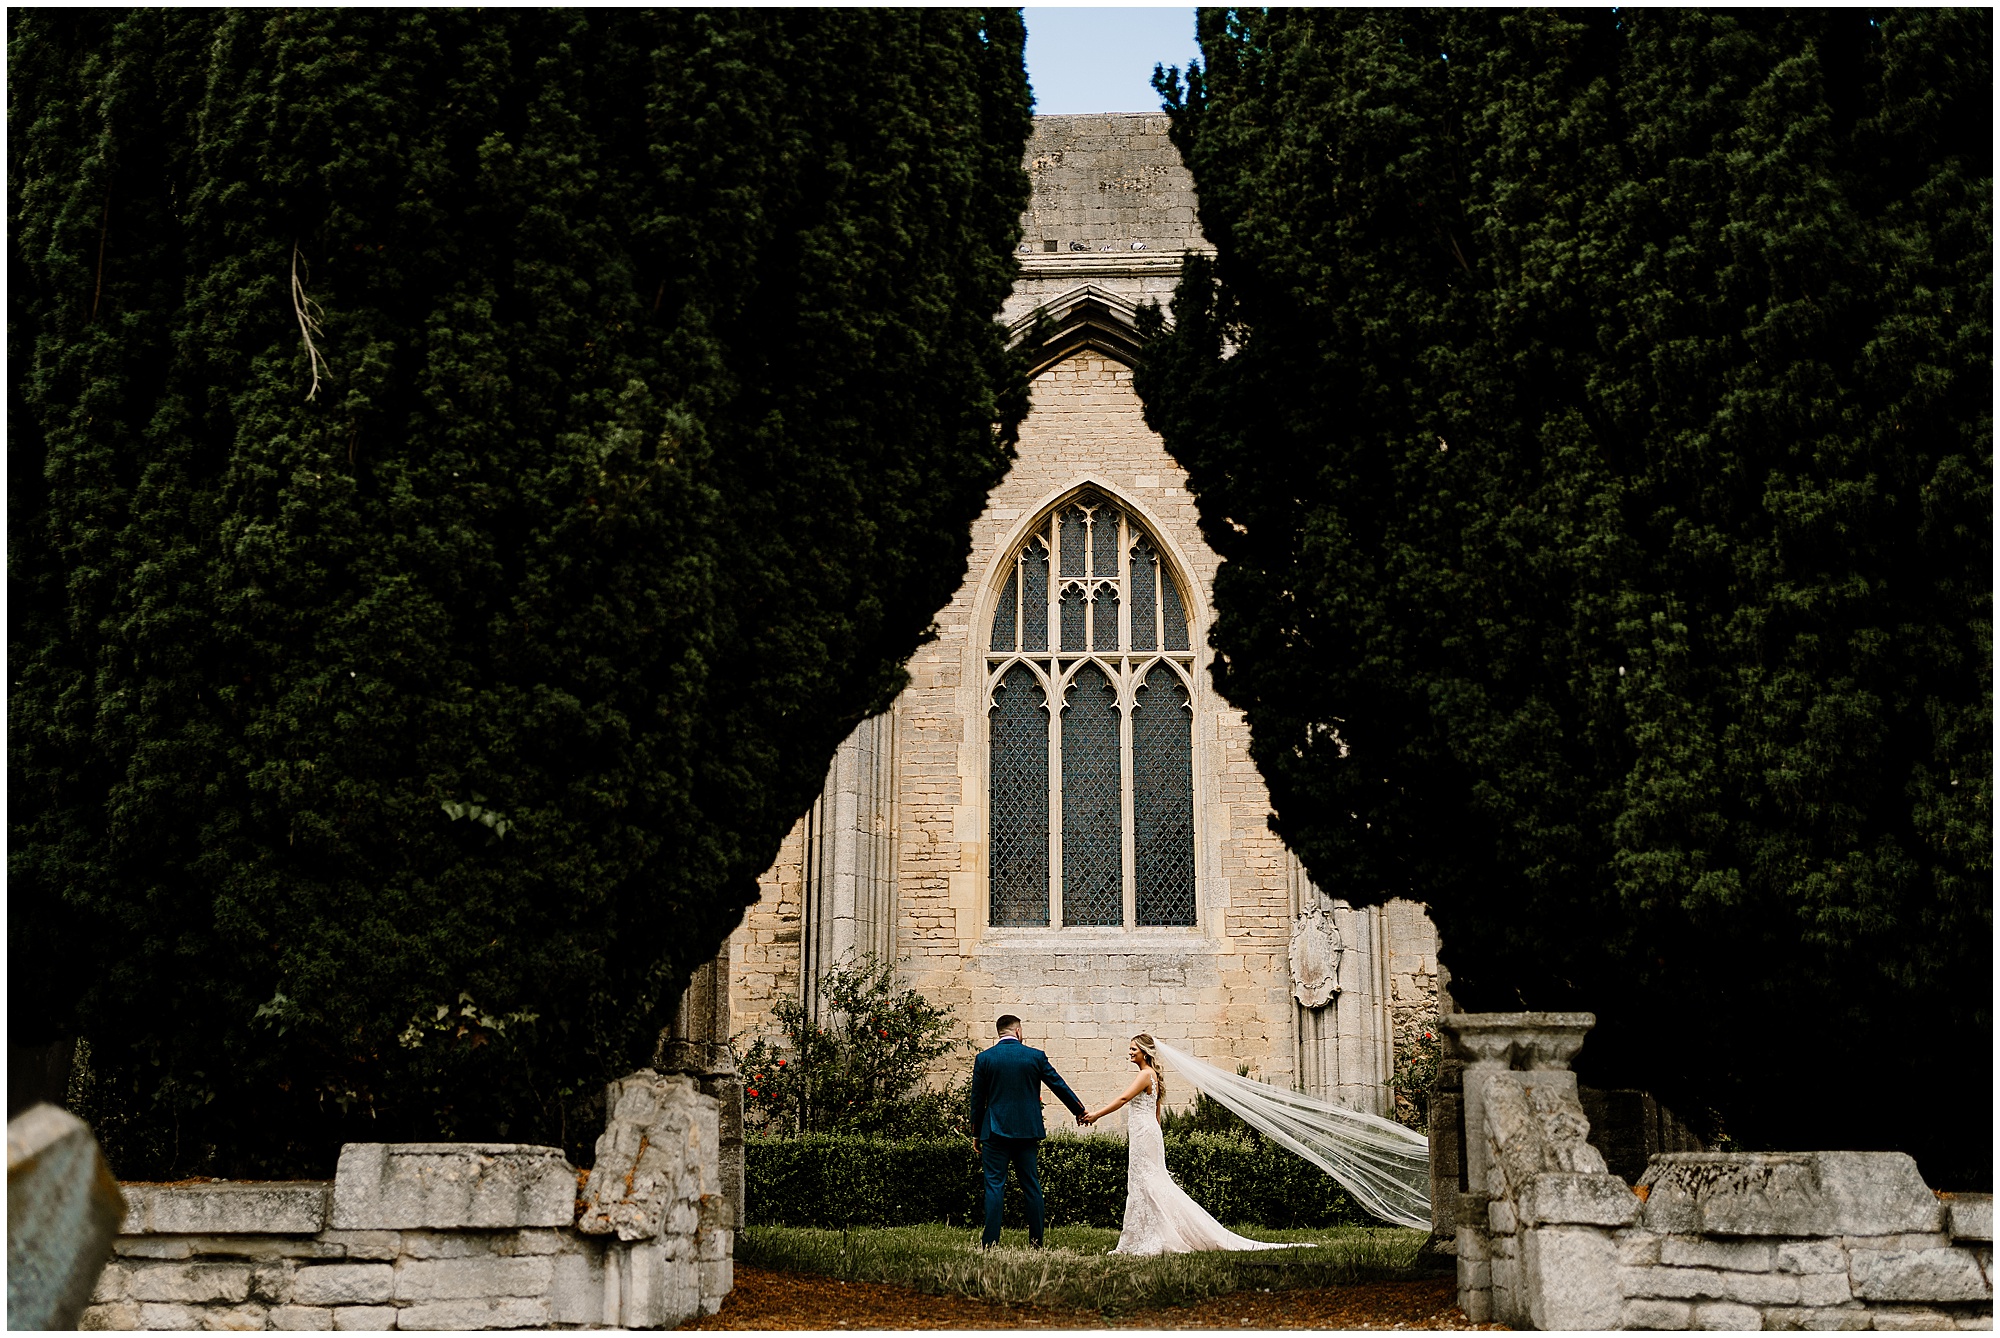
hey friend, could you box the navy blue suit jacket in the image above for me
[970,1036,1087,1141]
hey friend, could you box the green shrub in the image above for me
[739,957,967,1139]
[745,1131,1371,1229]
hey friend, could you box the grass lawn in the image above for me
[737,1223,1433,1312]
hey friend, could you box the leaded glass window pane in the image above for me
[1061,664,1122,926]
[991,569,1018,651]
[1093,586,1120,651]
[1162,574,1190,651]
[1059,506,1088,577]
[1022,540,1049,652]
[1059,584,1087,651]
[1130,540,1157,651]
[989,665,1050,926]
[1133,664,1196,925]
[1092,506,1120,577]
[989,490,1199,930]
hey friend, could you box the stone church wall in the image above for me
[729,114,1439,1125]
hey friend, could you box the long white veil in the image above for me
[1152,1039,1432,1231]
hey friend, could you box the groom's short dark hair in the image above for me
[995,1014,1021,1035]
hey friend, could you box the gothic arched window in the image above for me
[987,490,1197,928]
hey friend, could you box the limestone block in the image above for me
[329,1305,397,1330]
[1778,1241,1848,1274]
[90,1260,129,1302]
[1758,1304,1870,1331]
[1642,1152,1947,1237]
[1619,1231,1664,1267]
[1521,1172,1641,1227]
[1946,1195,1993,1242]
[79,1300,143,1329]
[291,1264,394,1306]
[609,1237,702,1329]
[497,1229,563,1256]
[1489,1198,1516,1234]
[578,1071,717,1242]
[115,1237,195,1259]
[1664,1236,1778,1271]
[315,1230,399,1260]
[1714,1271,1802,1306]
[1623,1265,1725,1300]
[1796,1273,1854,1307]
[394,1297,552,1330]
[699,1256,733,1314]
[136,1301,205,1329]
[1845,1232,1954,1251]
[395,1230,496,1259]
[1693,1300,1763,1329]
[121,1182,331,1236]
[391,1254,554,1301]
[269,1305,335,1330]
[1625,1298,1695,1329]
[1869,1309,1960,1331]
[170,1235,343,1262]
[1850,1247,1991,1302]
[1522,1225,1623,1331]
[128,1262,253,1304]
[203,1302,270,1330]
[550,1249,605,1326]
[250,1261,296,1303]
[8,1104,127,1331]
[330,1143,576,1230]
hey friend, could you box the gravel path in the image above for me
[685,1265,1505,1330]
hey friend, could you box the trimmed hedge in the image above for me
[745,1132,1371,1229]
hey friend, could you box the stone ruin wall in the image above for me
[1442,1013,1993,1332]
[80,1073,730,1332]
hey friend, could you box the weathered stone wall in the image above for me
[1016,112,1205,256]
[1442,1013,1994,1331]
[82,1076,729,1332]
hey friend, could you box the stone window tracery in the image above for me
[986,490,1197,928]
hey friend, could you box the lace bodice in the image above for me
[1130,1075,1158,1116]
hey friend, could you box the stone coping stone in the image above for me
[120,1181,331,1236]
[1943,1194,1992,1243]
[330,1144,576,1231]
[1639,1152,1946,1238]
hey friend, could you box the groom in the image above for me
[969,1014,1089,1248]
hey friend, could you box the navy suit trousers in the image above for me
[979,1136,1043,1246]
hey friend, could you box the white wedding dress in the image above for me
[1109,1072,1298,1256]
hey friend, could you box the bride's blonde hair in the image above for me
[1132,1033,1164,1105]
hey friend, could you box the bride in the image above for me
[1081,1032,1433,1255]
[1080,1034,1298,1255]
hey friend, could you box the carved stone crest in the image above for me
[1289,899,1344,1009]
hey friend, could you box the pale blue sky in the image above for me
[1022,8,1200,115]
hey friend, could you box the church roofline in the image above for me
[1009,283,1163,376]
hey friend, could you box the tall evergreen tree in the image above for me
[1140,9,1989,1182]
[10,8,1032,1175]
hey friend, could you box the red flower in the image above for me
[777,1058,787,1067]
[880,1029,889,1038]
[748,1089,759,1098]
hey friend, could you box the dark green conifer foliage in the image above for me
[1140,10,1988,1182]
[10,9,1032,1174]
